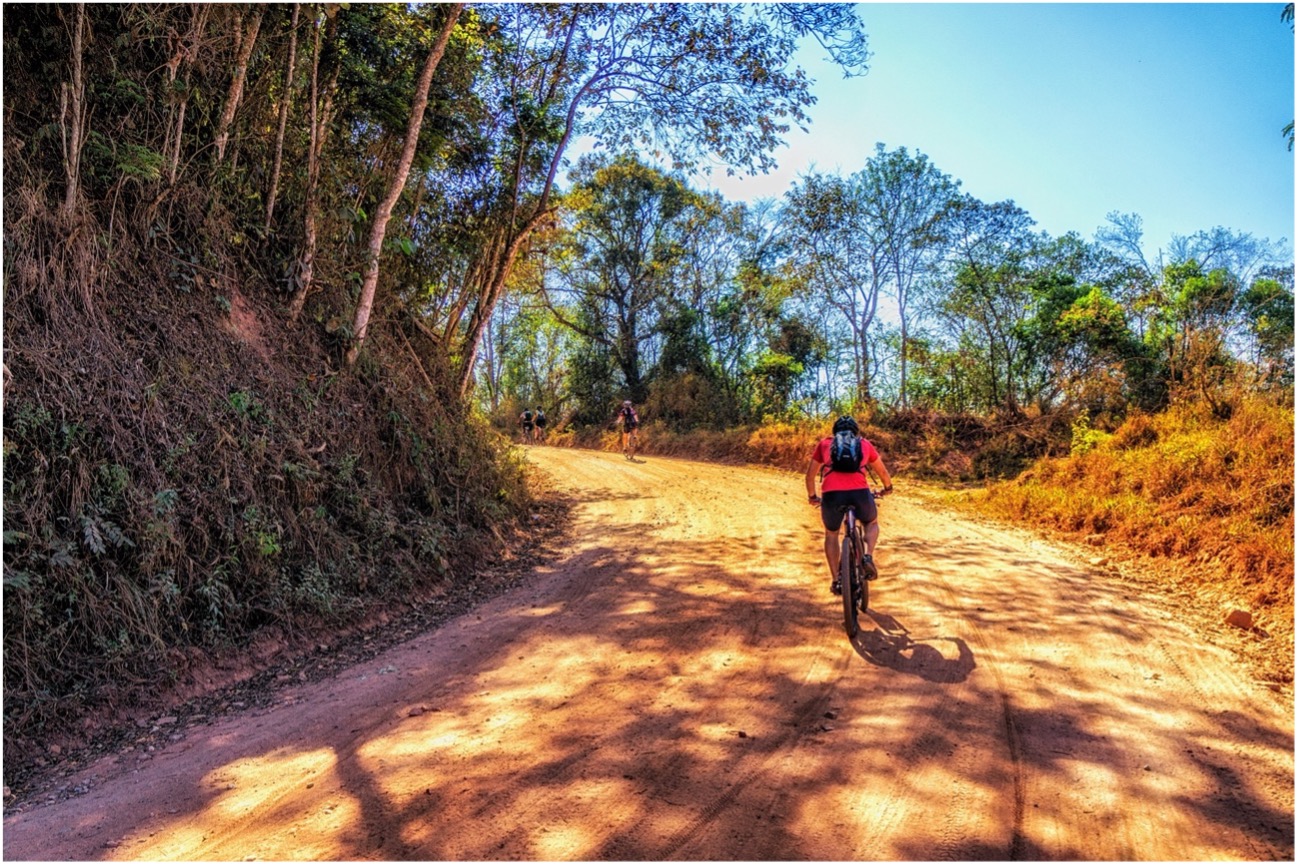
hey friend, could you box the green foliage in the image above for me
[552,153,720,405]
[1240,271,1295,386]
[226,390,268,424]
[566,318,622,426]
[492,5,868,177]
[1069,414,1111,456]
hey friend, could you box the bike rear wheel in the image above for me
[840,534,859,638]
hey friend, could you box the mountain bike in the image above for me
[837,504,868,638]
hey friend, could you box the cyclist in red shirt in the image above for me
[805,416,893,594]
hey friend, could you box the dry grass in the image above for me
[960,398,1294,684]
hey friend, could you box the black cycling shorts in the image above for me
[820,488,877,532]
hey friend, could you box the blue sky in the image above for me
[701,3,1295,262]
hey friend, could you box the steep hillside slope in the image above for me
[2,191,532,774]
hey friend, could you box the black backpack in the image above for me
[828,429,864,474]
[522,410,533,423]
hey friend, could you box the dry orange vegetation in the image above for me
[963,398,1294,683]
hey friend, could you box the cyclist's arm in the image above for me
[805,458,822,501]
[868,455,893,493]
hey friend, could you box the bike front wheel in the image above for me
[840,534,859,638]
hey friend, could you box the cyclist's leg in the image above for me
[847,491,876,552]
[820,492,849,584]
[850,489,879,579]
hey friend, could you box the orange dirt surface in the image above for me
[4,447,1293,860]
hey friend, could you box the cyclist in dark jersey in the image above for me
[805,415,893,594]
[616,400,640,452]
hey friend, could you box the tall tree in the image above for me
[444,3,871,395]
[213,9,263,164]
[546,153,715,403]
[264,4,301,234]
[287,7,340,322]
[936,194,1038,412]
[856,144,959,407]
[162,4,210,185]
[345,3,463,365]
[1149,260,1241,407]
[59,3,88,217]
[782,170,886,405]
[1240,267,1295,386]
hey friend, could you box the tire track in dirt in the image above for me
[906,530,1027,861]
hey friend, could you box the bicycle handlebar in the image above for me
[808,485,893,507]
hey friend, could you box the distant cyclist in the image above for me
[532,407,548,442]
[805,415,893,594]
[519,408,535,443]
[616,400,640,455]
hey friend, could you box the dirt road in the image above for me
[4,448,1293,860]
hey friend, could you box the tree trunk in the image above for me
[453,214,549,395]
[214,10,263,164]
[345,3,462,366]
[264,5,300,234]
[288,11,338,322]
[60,3,87,218]
[166,6,210,184]
[451,13,588,396]
[894,260,910,410]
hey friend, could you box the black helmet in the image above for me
[832,415,859,434]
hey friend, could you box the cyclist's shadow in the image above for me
[851,610,975,684]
